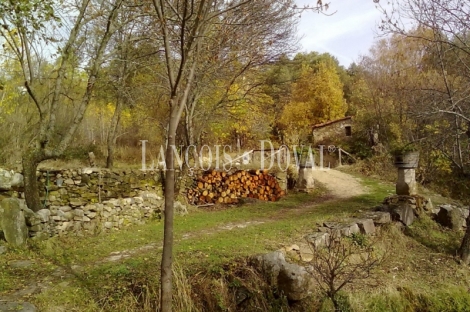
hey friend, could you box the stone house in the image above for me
[311,116,353,143]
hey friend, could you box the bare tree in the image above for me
[377,0,470,262]
[307,233,384,311]
[148,0,326,310]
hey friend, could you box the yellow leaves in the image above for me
[279,60,346,142]
[424,120,450,134]
[430,150,452,174]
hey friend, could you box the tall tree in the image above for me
[280,61,346,145]
[0,0,125,211]
[378,0,470,262]
[148,0,323,309]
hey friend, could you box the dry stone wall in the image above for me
[36,168,164,206]
[0,168,171,240]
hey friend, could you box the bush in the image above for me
[59,143,103,162]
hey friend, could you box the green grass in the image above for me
[405,214,463,254]
[2,170,469,312]
[351,286,470,312]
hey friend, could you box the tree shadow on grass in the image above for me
[404,215,463,255]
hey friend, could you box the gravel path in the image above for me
[311,168,366,199]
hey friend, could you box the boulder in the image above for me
[321,222,360,237]
[339,223,360,236]
[389,203,415,226]
[0,169,14,191]
[436,205,468,230]
[305,232,330,247]
[251,251,286,285]
[277,262,314,301]
[251,251,315,301]
[356,219,376,235]
[362,211,391,225]
[174,201,188,215]
[11,173,24,188]
[0,198,28,246]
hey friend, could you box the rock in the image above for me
[251,251,286,284]
[104,222,113,229]
[58,222,72,232]
[87,212,97,219]
[63,211,73,221]
[0,301,37,312]
[11,282,41,298]
[73,209,84,217]
[9,260,34,268]
[356,219,376,235]
[59,206,71,212]
[323,222,339,229]
[339,223,361,236]
[11,173,24,188]
[0,169,13,191]
[174,201,188,215]
[297,167,315,192]
[0,198,28,246]
[69,200,84,207]
[297,243,314,262]
[424,198,434,211]
[389,203,415,226]
[36,209,51,223]
[29,225,43,232]
[305,232,330,247]
[436,205,468,230]
[362,211,391,225]
[235,286,251,306]
[0,245,7,254]
[82,168,94,174]
[320,222,358,238]
[133,197,144,204]
[83,221,97,231]
[286,244,300,252]
[277,262,313,301]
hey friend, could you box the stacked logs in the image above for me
[187,169,285,205]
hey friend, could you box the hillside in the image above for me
[1,167,469,311]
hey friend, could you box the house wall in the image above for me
[312,120,352,143]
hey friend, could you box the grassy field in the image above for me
[1,171,470,311]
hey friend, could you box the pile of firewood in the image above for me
[187,169,285,205]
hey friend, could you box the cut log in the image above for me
[187,169,285,205]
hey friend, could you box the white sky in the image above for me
[296,0,386,67]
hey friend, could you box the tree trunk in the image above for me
[160,108,178,312]
[459,214,470,264]
[22,147,45,212]
[184,103,199,169]
[106,97,123,169]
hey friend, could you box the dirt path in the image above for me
[0,168,370,310]
[311,168,366,198]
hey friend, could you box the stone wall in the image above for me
[35,168,164,206]
[312,118,352,143]
[0,168,174,240]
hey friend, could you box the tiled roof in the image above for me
[312,116,352,130]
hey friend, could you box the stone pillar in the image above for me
[276,172,288,193]
[0,198,28,246]
[396,168,417,195]
[297,166,315,192]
